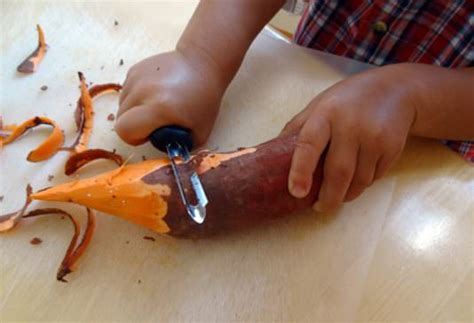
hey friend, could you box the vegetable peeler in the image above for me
[149,126,208,224]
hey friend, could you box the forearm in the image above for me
[402,64,474,140]
[177,0,286,87]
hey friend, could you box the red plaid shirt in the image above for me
[293,0,474,162]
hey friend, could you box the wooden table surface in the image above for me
[1,1,472,322]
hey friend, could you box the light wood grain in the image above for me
[1,1,472,322]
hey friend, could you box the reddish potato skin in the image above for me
[142,134,323,238]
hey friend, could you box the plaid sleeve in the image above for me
[443,140,474,162]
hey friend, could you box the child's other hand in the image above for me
[115,50,225,146]
[282,65,417,212]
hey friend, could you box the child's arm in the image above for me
[407,65,474,139]
[115,0,286,145]
[178,0,287,86]
[282,64,474,212]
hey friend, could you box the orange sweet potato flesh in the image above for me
[32,134,323,238]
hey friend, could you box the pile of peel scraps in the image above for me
[1,25,125,282]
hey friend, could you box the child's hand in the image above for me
[115,50,225,146]
[282,65,417,212]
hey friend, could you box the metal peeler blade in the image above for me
[166,142,208,224]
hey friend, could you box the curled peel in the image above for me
[65,148,124,175]
[17,24,47,73]
[22,207,96,282]
[1,186,96,282]
[70,73,122,151]
[0,185,32,232]
[89,83,123,98]
[68,72,93,153]
[74,83,122,131]
[0,116,64,162]
[0,116,17,140]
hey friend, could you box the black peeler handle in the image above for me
[149,125,194,153]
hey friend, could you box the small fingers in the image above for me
[117,91,140,120]
[117,66,140,116]
[288,116,330,198]
[374,138,405,179]
[374,150,401,180]
[344,146,379,202]
[114,104,164,145]
[313,134,359,212]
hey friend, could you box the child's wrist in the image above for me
[176,39,230,92]
[370,64,420,133]
[386,63,436,136]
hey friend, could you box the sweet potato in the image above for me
[31,134,323,238]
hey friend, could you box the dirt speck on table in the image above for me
[30,237,43,245]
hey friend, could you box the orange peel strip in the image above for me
[60,208,96,281]
[0,185,33,232]
[68,72,93,153]
[17,24,47,73]
[65,148,124,175]
[23,207,96,282]
[74,83,122,130]
[69,73,122,151]
[89,83,123,98]
[0,116,64,162]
